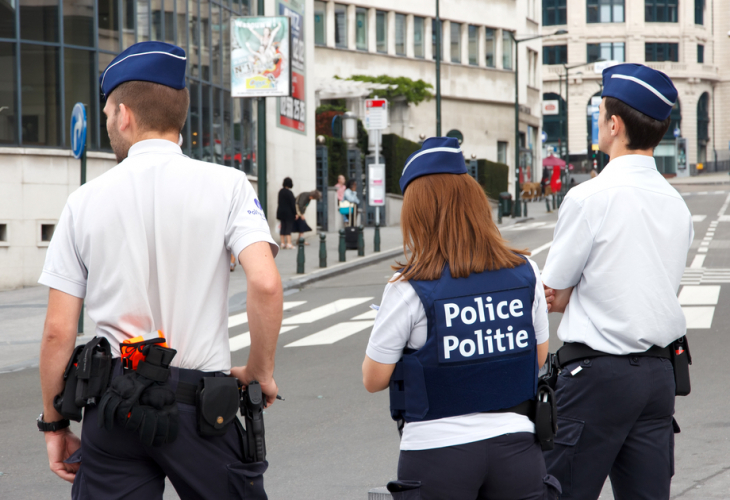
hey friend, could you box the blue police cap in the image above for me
[399,137,467,194]
[100,41,187,100]
[601,63,677,121]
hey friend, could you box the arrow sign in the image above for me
[71,103,87,159]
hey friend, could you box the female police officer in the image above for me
[362,137,560,500]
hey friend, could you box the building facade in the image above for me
[0,0,316,290]
[312,0,545,192]
[541,0,730,176]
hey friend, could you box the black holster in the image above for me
[671,336,692,396]
[53,337,112,421]
[240,382,266,463]
[195,376,240,437]
[534,383,558,451]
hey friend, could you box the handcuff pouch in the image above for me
[671,336,692,396]
[534,383,558,451]
[196,376,240,437]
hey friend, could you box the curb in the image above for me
[282,246,403,292]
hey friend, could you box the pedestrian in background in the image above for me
[362,137,560,500]
[342,179,359,225]
[277,177,296,249]
[542,64,692,499]
[294,190,322,244]
[335,174,347,203]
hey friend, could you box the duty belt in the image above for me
[556,342,671,368]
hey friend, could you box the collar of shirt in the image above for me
[602,154,657,173]
[127,139,184,158]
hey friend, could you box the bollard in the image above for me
[357,225,365,256]
[552,194,556,210]
[339,229,346,262]
[545,196,551,213]
[296,237,305,274]
[374,222,381,252]
[523,200,528,217]
[319,233,327,268]
[498,203,503,224]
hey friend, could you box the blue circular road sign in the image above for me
[673,126,680,138]
[71,103,87,159]
[541,131,548,143]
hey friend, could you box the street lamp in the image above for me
[511,29,567,217]
[342,112,358,146]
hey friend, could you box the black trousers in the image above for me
[395,433,561,500]
[543,355,676,500]
[68,366,268,500]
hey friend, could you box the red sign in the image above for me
[367,99,386,108]
[279,71,305,132]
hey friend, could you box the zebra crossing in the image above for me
[681,268,730,285]
[680,190,728,197]
[501,221,557,232]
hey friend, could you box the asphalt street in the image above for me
[2,182,729,499]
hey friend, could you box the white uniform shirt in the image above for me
[39,139,278,372]
[366,259,550,451]
[542,155,692,355]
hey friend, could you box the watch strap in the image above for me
[37,413,71,432]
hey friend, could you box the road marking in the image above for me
[282,297,373,325]
[531,241,553,257]
[698,247,708,253]
[719,216,730,222]
[692,215,707,222]
[682,307,716,329]
[678,286,721,305]
[284,321,375,347]
[690,255,706,268]
[352,309,378,320]
[228,301,307,328]
[718,194,730,217]
[229,326,298,352]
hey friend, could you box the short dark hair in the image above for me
[603,97,671,150]
[110,81,189,134]
[283,177,293,188]
[347,179,357,190]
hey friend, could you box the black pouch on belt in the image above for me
[53,345,86,422]
[74,337,112,407]
[671,336,692,396]
[534,383,558,451]
[196,376,240,437]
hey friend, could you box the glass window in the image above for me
[201,84,211,161]
[485,28,495,67]
[450,22,461,63]
[646,0,678,22]
[99,52,114,150]
[645,42,679,62]
[189,81,200,158]
[334,4,347,48]
[543,0,567,26]
[21,0,59,42]
[395,14,405,56]
[138,0,150,41]
[123,0,136,49]
[432,19,441,61]
[177,0,187,49]
[64,48,96,150]
[502,31,512,70]
[200,0,210,81]
[165,10,175,43]
[695,0,704,24]
[314,1,326,46]
[543,45,567,65]
[0,0,15,38]
[211,3,220,85]
[21,44,61,146]
[587,42,625,62]
[213,87,222,164]
[223,91,232,167]
[697,44,704,63]
[188,0,199,77]
[376,11,387,53]
[587,0,624,23]
[64,0,95,47]
[152,0,163,41]
[498,141,508,165]
[0,43,17,144]
[222,8,230,87]
[356,7,367,51]
[468,25,477,65]
[99,0,121,52]
[413,16,424,58]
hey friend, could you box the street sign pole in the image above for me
[71,102,87,335]
[365,98,387,252]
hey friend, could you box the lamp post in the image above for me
[511,29,567,217]
[435,0,442,136]
[342,111,363,214]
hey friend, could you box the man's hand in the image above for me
[45,428,81,483]
[230,365,278,408]
[543,282,573,314]
[544,283,556,312]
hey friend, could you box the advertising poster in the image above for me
[277,0,306,134]
[231,16,291,97]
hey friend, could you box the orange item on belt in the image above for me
[121,330,168,371]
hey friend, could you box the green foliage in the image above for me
[324,137,348,186]
[382,134,422,194]
[315,102,347,114]
[336,75,434,106]
[477,159,510,201]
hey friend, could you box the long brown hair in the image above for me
[394,173,528,281]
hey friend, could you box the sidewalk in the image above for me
[668,172,730,185]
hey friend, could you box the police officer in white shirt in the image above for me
[542,64,693,499]
[36,41,282,499]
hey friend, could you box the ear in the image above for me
[117,103,133,132]
[609,114,622,138]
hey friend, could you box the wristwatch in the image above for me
[37,413,70,432]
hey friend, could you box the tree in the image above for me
[334,75,434,106]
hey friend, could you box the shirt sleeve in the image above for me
[541,195,594,290]
[38,203,88,298]
[528,259,550,345]
[366,276,416,364]
[226,175,279,259]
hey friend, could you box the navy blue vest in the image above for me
[389,259,538,423]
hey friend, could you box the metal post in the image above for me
[545,196,551,213]
[513,34,522,217]
[523,200,527,217]
[319,233,327,268]
[552,194,556,210]
[256,0,267,218]
[78,145,86,335]
[374,210,381,252]
[357,225,365,256]
[498,203,503,224]
[296,237,305,274]
[435,0,441,136]
[339,229,346,262]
